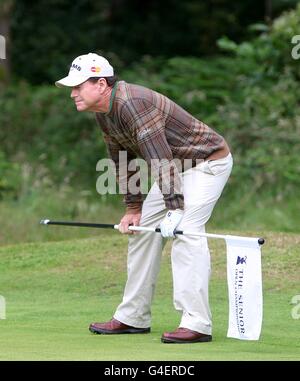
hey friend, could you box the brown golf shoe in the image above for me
[89,318,151,334]
[161,327,212,343]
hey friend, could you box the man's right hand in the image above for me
[118,210,142,234]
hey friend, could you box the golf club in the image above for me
[40,219,265,245]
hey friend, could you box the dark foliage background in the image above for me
[10,0,296,84]
[0,0,300,244]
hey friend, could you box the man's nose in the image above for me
[70,88,77,98]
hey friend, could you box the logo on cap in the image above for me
[71,63,81,71]
[91,66,101,73]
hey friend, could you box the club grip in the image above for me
[154,227,183,235]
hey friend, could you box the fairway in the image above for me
[0,231,299,361]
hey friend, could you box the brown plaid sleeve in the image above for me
[101,131,144,212]
[121,98,184,210]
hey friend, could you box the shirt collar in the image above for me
[105,81,118,116]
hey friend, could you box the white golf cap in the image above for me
[55,53,114,88]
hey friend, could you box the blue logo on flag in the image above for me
[236,256,247,265]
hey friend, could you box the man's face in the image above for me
[70,79,103,112]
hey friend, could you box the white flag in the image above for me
[225,236,263,340]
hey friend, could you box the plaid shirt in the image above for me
[95,80,227,211]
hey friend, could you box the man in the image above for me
[55,52,233,343]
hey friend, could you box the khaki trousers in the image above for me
[114,153,233,334]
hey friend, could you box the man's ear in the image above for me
[97,78,107,93]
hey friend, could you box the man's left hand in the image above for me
[160,209,184,238]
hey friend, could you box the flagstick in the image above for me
[117,225,265,245]
[40,220,264,245]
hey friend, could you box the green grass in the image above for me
[0,231,299,360]
[1,190,300,246]
[0,194,123,246]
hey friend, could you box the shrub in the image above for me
[0,83,107,196]
[1,5,299,203]
[0,150,21,199]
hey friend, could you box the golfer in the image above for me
[55,53,233,343]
